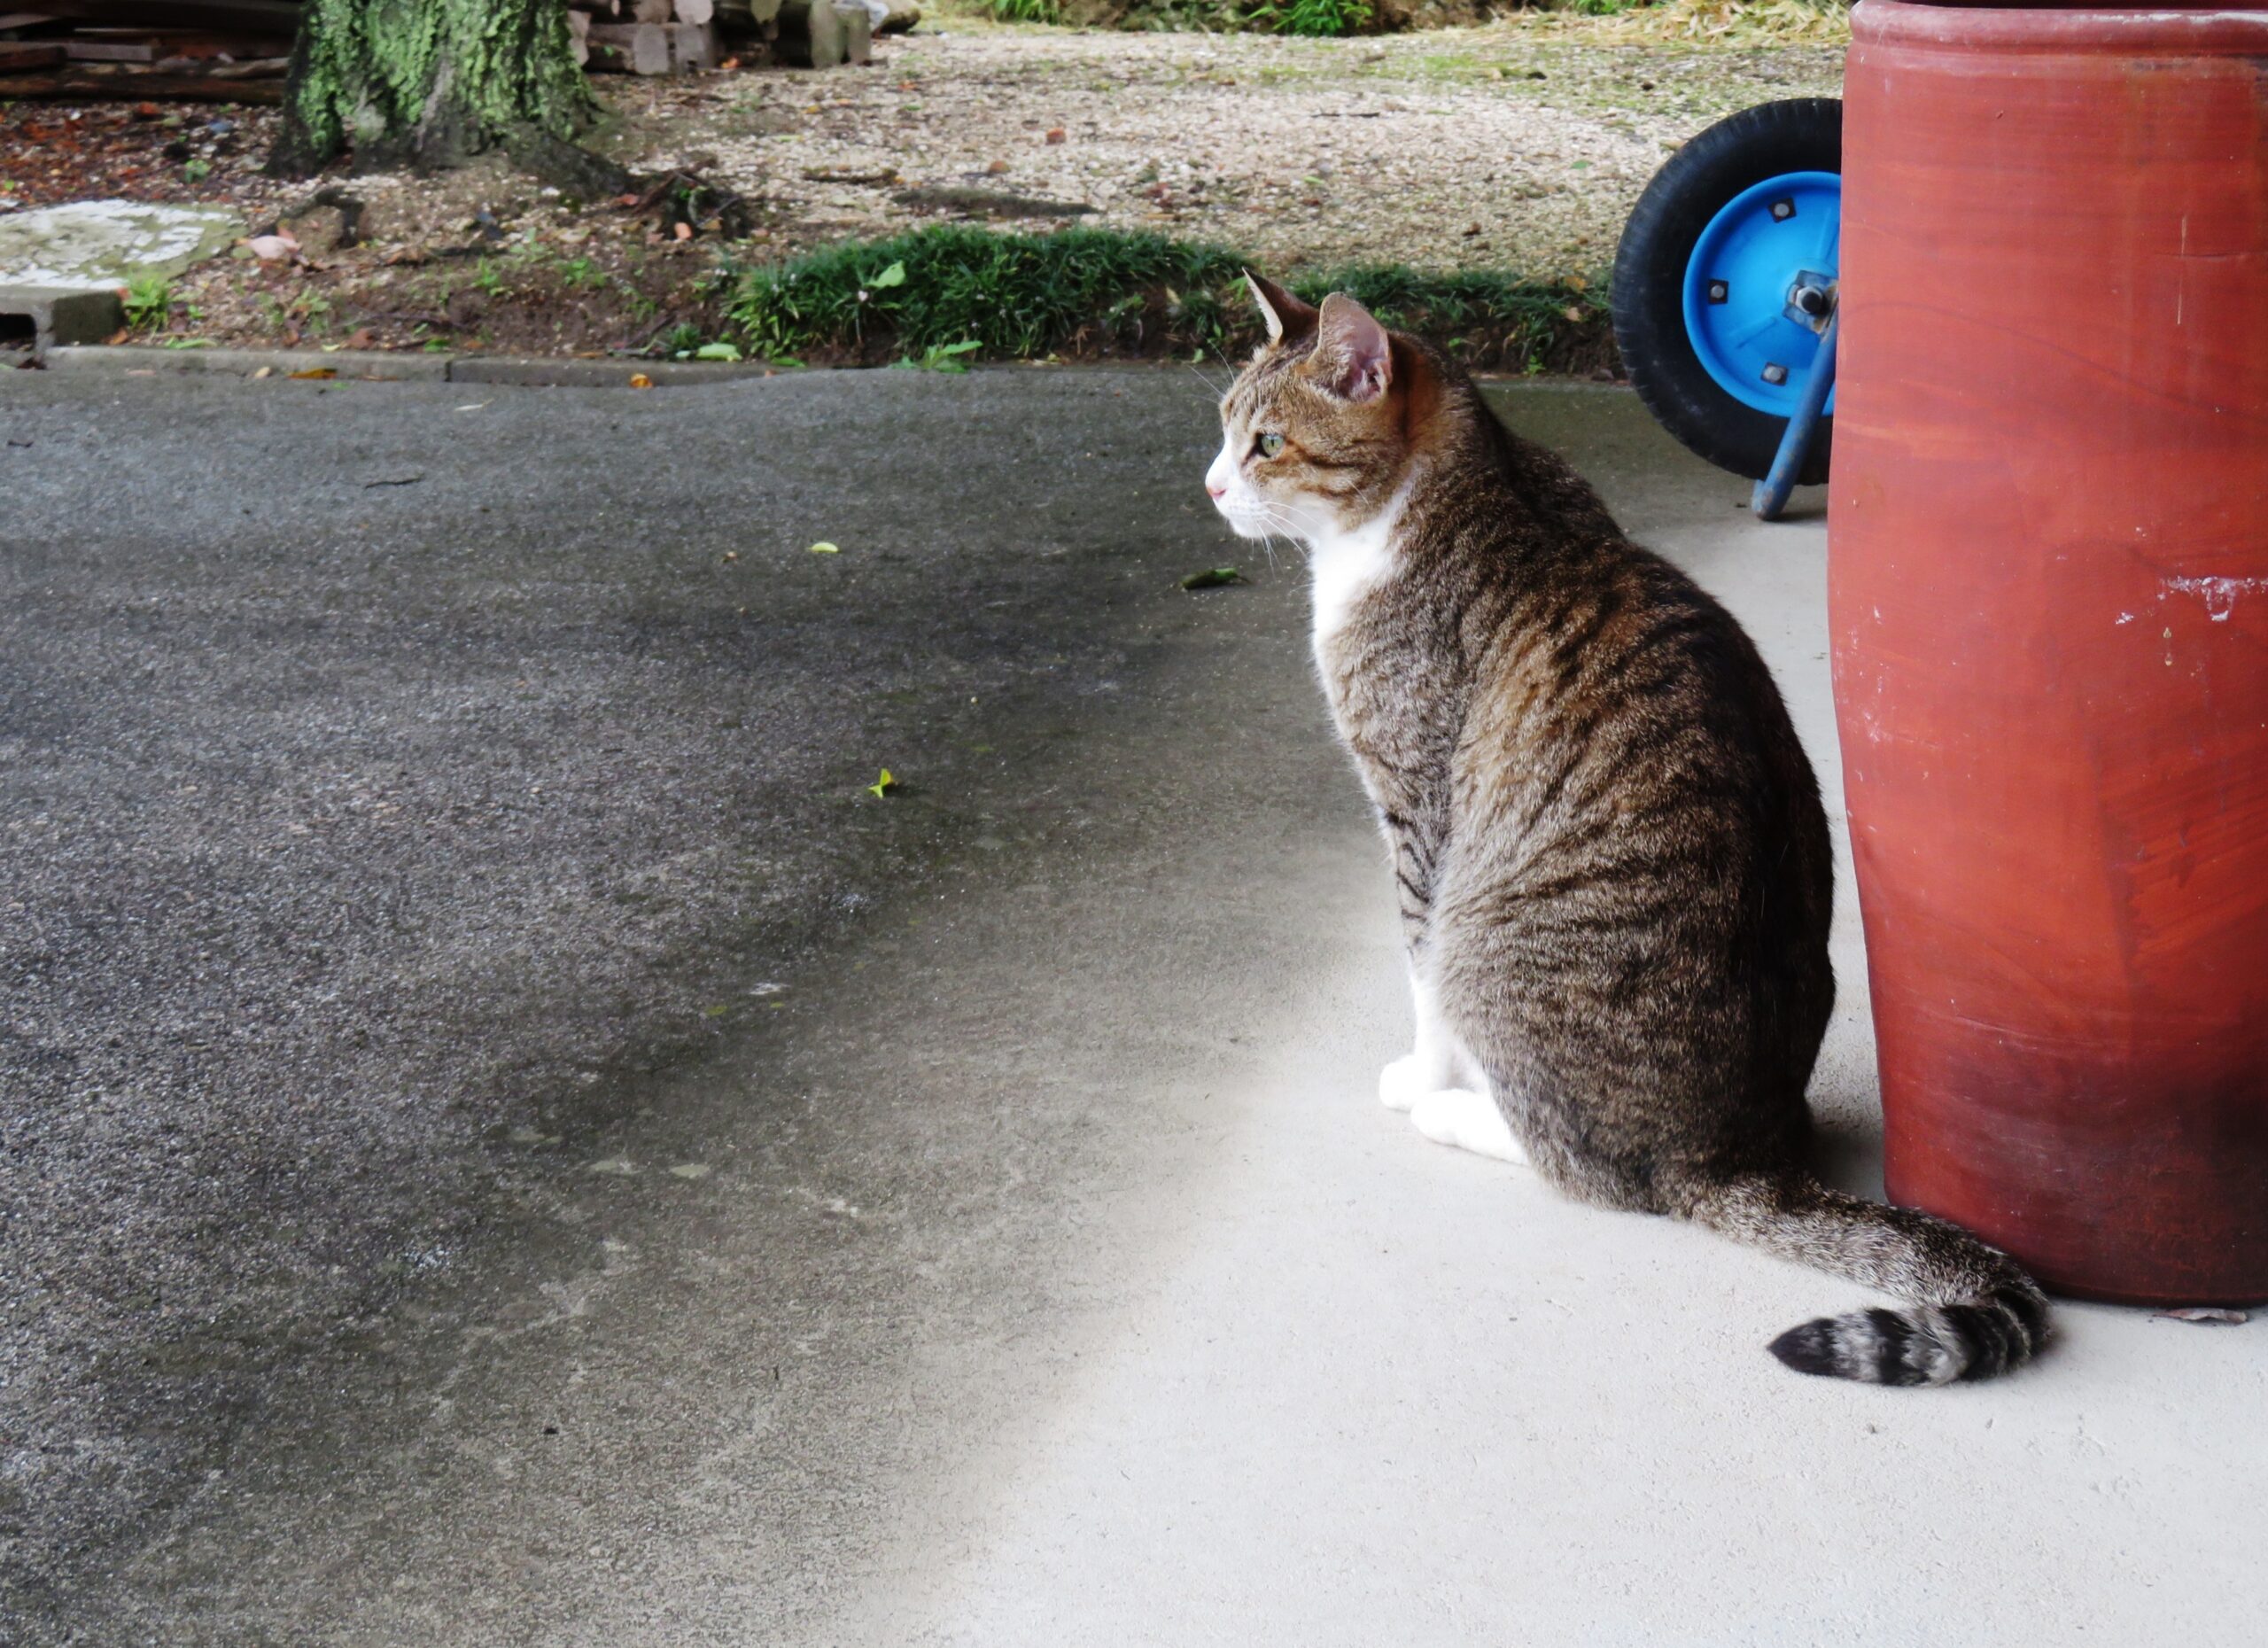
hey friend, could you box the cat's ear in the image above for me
[1244,270,1317,347]
[1313,293,1393,404]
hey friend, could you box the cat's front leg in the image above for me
[1379,966,1456,1111]
[1382,966,1528,1165]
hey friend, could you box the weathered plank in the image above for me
[0,68,285,99]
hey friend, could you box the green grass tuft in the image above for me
[724,226,1611,377]
[1244,0,1371,36]
[120,273,172,332]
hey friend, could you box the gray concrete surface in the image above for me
[3,369,2262,1645]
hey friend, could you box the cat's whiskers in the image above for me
[1185,362,1231,402]
[1249,500,1324,560]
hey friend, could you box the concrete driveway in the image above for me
[2,366,2259,1645]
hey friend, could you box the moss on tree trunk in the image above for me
[270,0,596,178]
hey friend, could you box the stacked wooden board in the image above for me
[0,2,299,103]
[573,1,891,75]
[572,0,734,76]
[0,0,898,102]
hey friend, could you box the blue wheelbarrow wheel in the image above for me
[1611,98,1842,486]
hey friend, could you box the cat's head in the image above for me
[1206,276,1428,543]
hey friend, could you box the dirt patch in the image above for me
[3,16,1842,358]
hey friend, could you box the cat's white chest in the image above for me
[1308,486,1410,680]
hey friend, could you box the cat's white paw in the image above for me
[1409,1088,1527,1164]
[1378,1053,1437,1113]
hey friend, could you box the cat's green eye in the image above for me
[1255,431,1285,459]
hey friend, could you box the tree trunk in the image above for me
[269,0,596,178]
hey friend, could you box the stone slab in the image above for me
[0,198,239,287]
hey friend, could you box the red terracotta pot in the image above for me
[1831,0,2268,1303]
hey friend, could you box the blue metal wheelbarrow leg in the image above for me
[1751,308,1837,521]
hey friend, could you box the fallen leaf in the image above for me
[343,327,376,350]
[1045,128,1066,144]
[243,231,299,261]
[807,540,839,554]
[669,1162,713,1180]
[1180,566,1245,590]
[2154,1307,2249,1325]
[629,372,653,389]
[985,159,1009,175]
[288,368,337,380]
[866,768,896,799]
[251,365,274,379]
[673,221,694,241]
[585,1156,637,1177]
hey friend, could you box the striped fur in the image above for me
[1687,1174,2049,1385]
[1211,278,2048,1386]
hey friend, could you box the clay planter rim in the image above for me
[1856,0,2268,54]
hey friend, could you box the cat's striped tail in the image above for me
[1683,1171,2049,1386]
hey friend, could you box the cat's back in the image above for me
[1419,416,1829,913]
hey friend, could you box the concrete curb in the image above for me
[35,346,789,388]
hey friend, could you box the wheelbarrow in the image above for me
[1609,98,1842,522]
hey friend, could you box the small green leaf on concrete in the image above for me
[867,768,897,799]
[701,1003,732,1018]
[585,1157,637,1176]
[695,341,744,361]
[1179,566,1245,590]
[669,1163,713,1180]
[808,541,840,554]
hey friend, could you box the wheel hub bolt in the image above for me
[1707,279,1729,304]
[1761,362,1790,385]
[1793,284,1829,316]
[1770,199,1796,221]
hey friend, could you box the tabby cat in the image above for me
[1206,276,2047,1386]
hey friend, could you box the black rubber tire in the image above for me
[1610,98,1843,485]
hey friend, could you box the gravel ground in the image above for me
[649,18,1845,277]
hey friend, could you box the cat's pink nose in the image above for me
[1206,482,1226,501]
